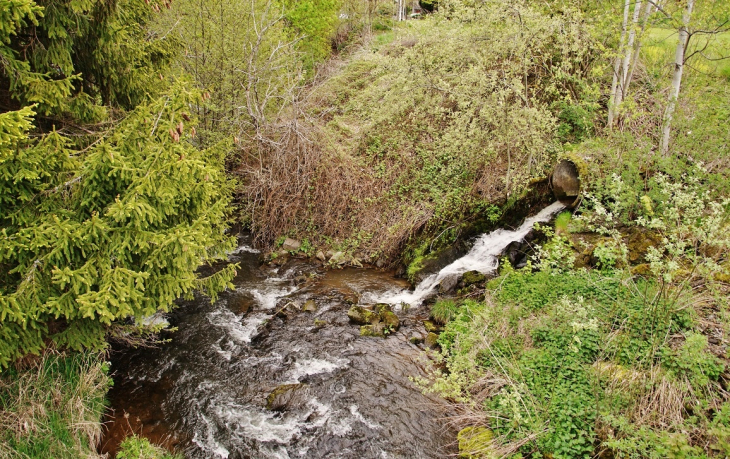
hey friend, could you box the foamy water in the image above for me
[371,202,566,306]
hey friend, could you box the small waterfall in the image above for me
[371,201,566,306]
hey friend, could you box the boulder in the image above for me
[329,251,348,265]
[438,274,459,293]
[423,320,443,334]
[374,304,400,331]
[380,311,400,332]
[350,303,400,337]
[360,324,385,337]
[316,251,326,262]
[227,292,253,314]
[461,270,486,287]
[348,305,378,325]
[282,238,301,251]
[265,384,308,411]
[424,332,439,348]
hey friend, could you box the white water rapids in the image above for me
[367,201,566,306]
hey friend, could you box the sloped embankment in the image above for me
[239,4,598,264]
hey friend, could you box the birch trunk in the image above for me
[608,0,632,128]
[623,0,656,96]
[661,0,694,155]
[617,0,643,106]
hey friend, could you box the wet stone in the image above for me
[294,275,307,284]
[423,320,443,334]
[282,238,301,251]
[438,274,459,294]
[265,383,308,411]
[302,299,317,312]
[348,305,377,325]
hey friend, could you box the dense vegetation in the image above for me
[0,0,728,456]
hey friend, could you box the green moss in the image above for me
[360,324,385,337]
[461,271,486,287]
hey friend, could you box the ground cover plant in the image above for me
[420,168,730,457]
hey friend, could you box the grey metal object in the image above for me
[552,159,581,208]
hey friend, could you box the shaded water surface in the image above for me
[101,235,457,458]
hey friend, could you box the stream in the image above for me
[100,203,564,458]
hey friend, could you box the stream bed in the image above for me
[100,235,457,458]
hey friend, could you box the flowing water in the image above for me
[367,201,565,306]
[101,203,564,458]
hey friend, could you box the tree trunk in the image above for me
[661,0,694,155]
[623,0,656,96]
[617,0,643,107]
[608,0,632,128]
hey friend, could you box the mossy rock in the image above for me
[381,311,400,332]
[457,426,495,458]
[374,303,392,314]
[302,299,317,312]
[313,319,327,328]
[631,263,652,276]
[461,270,486,287]
[348,305,377,325]
[266,383,307,411]
[424,332,439,348]
[627,229,663,264]
[360,323,385,337]
[409,334,424,345]
[423,320,443,334]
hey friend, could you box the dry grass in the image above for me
[0,350,109,459]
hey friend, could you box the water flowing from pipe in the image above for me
[367,202,566,306]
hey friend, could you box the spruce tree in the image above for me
[0,1,236,368]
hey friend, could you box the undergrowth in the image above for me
[420,175,730,458]
[0,352,110,459]
[237,0,603,263]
